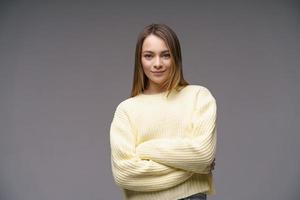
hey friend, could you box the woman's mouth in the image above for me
[152,71,165,76]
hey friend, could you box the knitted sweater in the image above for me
[109,84,217,200]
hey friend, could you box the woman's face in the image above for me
[141,34,172,89]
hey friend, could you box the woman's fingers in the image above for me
[211,159,215,170]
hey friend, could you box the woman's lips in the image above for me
[152,70,165,74]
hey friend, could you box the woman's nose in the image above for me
[154,57,162,67]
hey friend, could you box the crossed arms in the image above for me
[109,87,217,192]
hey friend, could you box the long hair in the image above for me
[130,23,189,98]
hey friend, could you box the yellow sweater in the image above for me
[109,84,217,200]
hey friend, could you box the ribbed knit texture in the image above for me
[109,85,217,200]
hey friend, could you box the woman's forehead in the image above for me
[142,35,169,53]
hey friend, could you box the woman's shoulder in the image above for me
[183,84,211,94]
[114,96,137,114]
[184,84,216,101]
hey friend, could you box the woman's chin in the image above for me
[151,79,167,85]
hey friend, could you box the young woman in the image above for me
[110,23,217,200]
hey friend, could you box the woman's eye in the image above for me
[144,54,152,58]
[163,54,170,58]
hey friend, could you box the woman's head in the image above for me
[131,23,189,97]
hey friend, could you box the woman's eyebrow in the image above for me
[142,50,170,54]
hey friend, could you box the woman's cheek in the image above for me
[144,61,151,68]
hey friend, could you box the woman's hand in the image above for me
[210,158,215,170]
[202,158,216,173]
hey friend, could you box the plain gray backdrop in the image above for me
[1,0,299,200]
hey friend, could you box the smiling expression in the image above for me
[141,34,173,90]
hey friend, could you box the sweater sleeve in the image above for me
[136,87,217,174]
[109,103,194,192]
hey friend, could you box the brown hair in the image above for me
[130,23,189,98]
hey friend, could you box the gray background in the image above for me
[1,0,299,200]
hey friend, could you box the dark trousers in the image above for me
[178,192,207,200]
